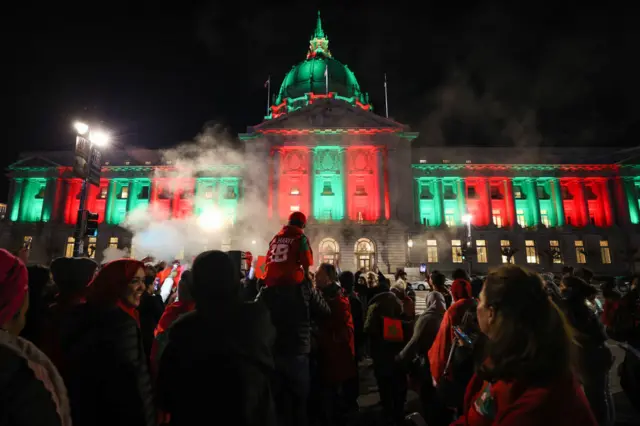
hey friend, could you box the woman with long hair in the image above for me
[453,265,597,426]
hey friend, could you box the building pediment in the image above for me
[8,156,62,170]
[249,99,407,133]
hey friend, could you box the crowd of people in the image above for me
[0,210,639,426]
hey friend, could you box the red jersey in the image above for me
[264,225,313,287]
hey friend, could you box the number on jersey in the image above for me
[269,243,289,263]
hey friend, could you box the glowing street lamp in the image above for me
[90,130,110,147]
[74,121,89,135]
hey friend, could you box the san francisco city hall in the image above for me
[3,15,640,276]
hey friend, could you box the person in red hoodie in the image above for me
[429,268,476,386]
[452,265,597,426]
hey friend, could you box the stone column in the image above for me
[456,178,466,225]
[309,148,315,219]
[40,177,56,222]
[435,178,445,227]
[551,178,565,227]
[105,180,118,225]
[623,177,639,225]
[579,179,591,226]
[340,148,348,221]
[600,178,614,227]
[17,179,29,222]
[377,147,385,221]
[6,179,18,221]
[504,178,517,227]
[484,178,492,226]
[528,179,541,226]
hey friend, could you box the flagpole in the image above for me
[266,75,271,115]
[384,73,389,118]
[325,65,329,95]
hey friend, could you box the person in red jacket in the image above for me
[452,265,597,426]
[264,211,314,287]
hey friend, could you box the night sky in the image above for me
[9,2,639,201]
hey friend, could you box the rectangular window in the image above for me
[550,240,563,264]
[87,237,97,259]
[575,240,586,264]
[65,237,75,258]
[525,240,538,264]
[427,239,438,263]
[452,240,463,263]
[204,186,214,199]
[445,209,456,227]
[501,240,514,264]
[98,187,108,199]
[540,210,550,227]
[492,209,503,228]
[120,186,129,199]
[516,209,526,227]
[476,240,488,263]
[290,187,300,195]
[109,237,119,249]
[290,205,300,212]
[600,240,612,264]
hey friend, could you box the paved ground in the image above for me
[361,292,639,425]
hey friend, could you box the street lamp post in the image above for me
[72,122,109,257]
[407,238,414,266]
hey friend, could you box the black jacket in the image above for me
[60,304,156,426]
[156,301,277,426]
[0,332,70,426]
[256,280,331,355]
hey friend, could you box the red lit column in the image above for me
[599,179,614,227]
[612,177,630,225]
[483,178,492,226]
[504,178,517,227]
[309,149,315,220]
[579,179,591,226]
[382,148,390,220]
[150,179,159,204]
[377,148,385,221]
[52,177,64,222]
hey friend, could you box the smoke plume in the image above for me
[101,246,131,264]
[122,125,280,263]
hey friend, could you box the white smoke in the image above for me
[101,246,131,264]
[122,125,281,263]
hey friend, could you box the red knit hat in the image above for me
[0,249,29,325]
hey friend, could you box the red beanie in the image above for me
[0,249,29,325]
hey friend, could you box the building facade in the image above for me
[3,14,640,276]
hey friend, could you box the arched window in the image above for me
[354,238,375,271]
[319,238,339,265]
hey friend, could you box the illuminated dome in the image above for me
[269,12,371,119]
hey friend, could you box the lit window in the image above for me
[176,248,185,260]
[120,186,129,199]
[88,237,97,259]
[145,161,151,165]
[65,237,75,258]
[357,211,364,223]
[442,160,450,164]
[445,209,456,227]
[452,240,463,263]
[516,209,526,227]
[525,240,538,264]
[204,186,214,199]
[98,187,108,199]
[427,240,438,263]
[290,205,300,212]
[550,240,563,264]
[501,240,515,264]
[109,237,118,249]
[476,240,487,263]
[600,240,612,264]
[419,159,427,164]
[492,210,503,228]
[290,187,300,195]
[575,240,586,264]
[540,210,550,227]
